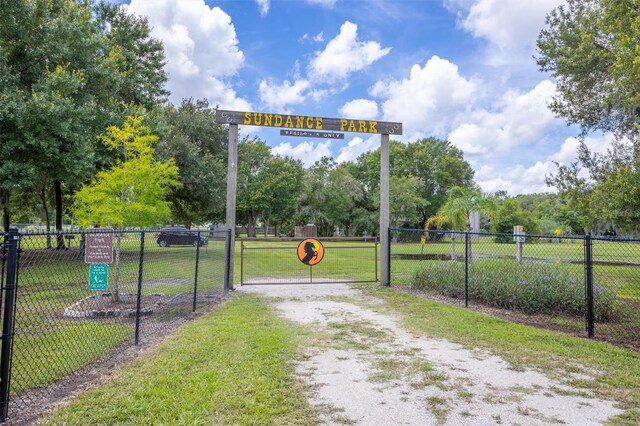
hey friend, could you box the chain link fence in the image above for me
[390,228,640,350]
[0,227,231,423]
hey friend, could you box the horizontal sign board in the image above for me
[85,233,113,263]
[216,110,402,135]
[280,129,344,139]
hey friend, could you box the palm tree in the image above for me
[424,187,497,260]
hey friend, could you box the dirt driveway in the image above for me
[239,282,622,425]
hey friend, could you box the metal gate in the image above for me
[240,237,378,285]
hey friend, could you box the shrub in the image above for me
[410,259,617,321]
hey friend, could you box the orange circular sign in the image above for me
[297,239,324,266]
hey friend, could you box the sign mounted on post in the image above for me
[217,110,403,135]
[280,129,344,139]
[297,239,324,266]
[85,233,114,263]
[88,263,109,291]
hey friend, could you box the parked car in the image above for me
[156,227,208,247]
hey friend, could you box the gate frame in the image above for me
[239,236,379,285]
[217,110,402,288]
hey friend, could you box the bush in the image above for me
[410,259,617,321]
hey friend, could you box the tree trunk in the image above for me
[54,180,65,249]
[264,218,269,237]
[1,190,9,232]
[247,211,257,238]
[39,187,52,249]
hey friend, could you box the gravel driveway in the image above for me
[239,282,622,425]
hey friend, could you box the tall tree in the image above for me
[537,0,640,139]
[236,138,271,237]
[353,138,474,229]
[256,156,305,236]
[73,116,179,300]
[425,187,497,259]
[0,0,167,237]
[157,100,228,226]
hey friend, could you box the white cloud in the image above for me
[306,0,337,7]
[255,0,269,16]
[447,80,560,156]
[125,0,250,109]
[371,55,476,138]
[258,79,310,111]
[339,99,379,120]
[309,21,391,83]
[549,134,615,163]
[271,141,332,167]
[459,0,562,50]
[476,162,558,195]
[449,0,563,64]
[474,133,616,195]
[336,136,378,163]
[299,32,325,43]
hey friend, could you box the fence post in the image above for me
[465,232,469,308]
[584,233,594,338]
[374,237,378,282]
[240,240,244,286]
[224,230,233,291]
[192,231,201,312]
[386,228,391,286]
[0,227,19,421]
[134,231,145,345]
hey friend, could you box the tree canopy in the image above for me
[73,116,179,228]
[0,0,167,233]
[537,0,640,139]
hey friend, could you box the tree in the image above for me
[73,116,180,300]
[425,187,497,259]
[494,199,540,242]
[352,138,474,229]
[536,0,640,139]
[375,175,427,229]
[256,156,305,236]
[300,158,364,237]
[0,0,167,238]
[157,100,228,226]
[236,138,271,237]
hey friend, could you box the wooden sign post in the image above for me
[216,110,403,287]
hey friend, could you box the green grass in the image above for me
[12,321,132,393]
[238,239,378,283]
[10,233,227,395]
[42,295,316,425]
[9,233,640,401]
[35,284,640,425]
[358,285,640,425]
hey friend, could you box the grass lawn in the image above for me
[41,286,640,425]
[41,295,317,425]
[357,285,640,425]
[8,234,640,400]
[237,239,378,283]
[10,233,227,395]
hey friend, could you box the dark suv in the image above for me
[156,227,208,247]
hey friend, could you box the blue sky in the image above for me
[116,0,613,195]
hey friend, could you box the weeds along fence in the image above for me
[0,227,232,423]
[390,228,640,350]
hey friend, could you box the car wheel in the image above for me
[193,240,200,247]
[159,240,168,247]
